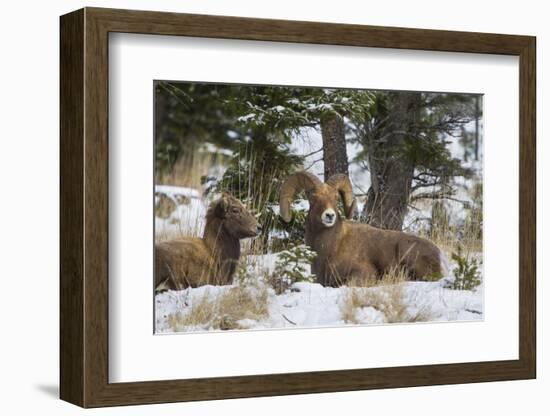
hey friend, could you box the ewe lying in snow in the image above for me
[280,171,448,287]
[155,193,261,291]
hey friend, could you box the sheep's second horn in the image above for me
[327,174,357,219]
[279,171,322,223]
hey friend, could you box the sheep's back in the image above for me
[335,222,442,278]
[335,222,386,264]
[155,237,213,289]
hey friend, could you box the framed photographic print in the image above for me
[60,7,536,408]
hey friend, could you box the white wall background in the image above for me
[0,0,545,414]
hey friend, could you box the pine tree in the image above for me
[227,86,374,180]
[351,91,478,230]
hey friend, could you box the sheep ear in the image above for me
[215,194,230,218]
[346,199,357,219]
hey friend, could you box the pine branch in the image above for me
[411,192,470,206]
[300,147,324,158]
[303,157,323,171]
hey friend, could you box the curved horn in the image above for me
[326,174,357,219]
[279,171,322,223]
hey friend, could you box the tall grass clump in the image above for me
[156,144,231,189]
[341,266,432,324]
[413,178,483,257]
[167,285,269,332]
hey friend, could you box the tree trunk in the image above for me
[361,92,419,230]
[320,112,348,179]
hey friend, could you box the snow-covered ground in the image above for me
[155,279,483,333]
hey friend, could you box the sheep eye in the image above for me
[231,208,240,214]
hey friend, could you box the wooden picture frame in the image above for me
[60,7,536,408]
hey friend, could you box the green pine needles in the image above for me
[269,244,317,294]
[447,246,482,291]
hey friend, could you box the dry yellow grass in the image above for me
[167,285,269,331]
[154,202,206,243]
[156,146,230,189]
[414,180,483,256]
[341,266,432,324]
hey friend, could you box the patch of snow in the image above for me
[307,103,334,111]
[156,185,200,199]
[227,130,239,139]
[155,185,208,240]
[199,142,234,157]
[237,113,256,122]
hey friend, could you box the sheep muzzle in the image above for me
[321,208,337,227]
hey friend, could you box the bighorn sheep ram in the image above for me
[155,193,261,291]
[280,171,447,286]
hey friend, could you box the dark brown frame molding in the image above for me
[60,7,536,408]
